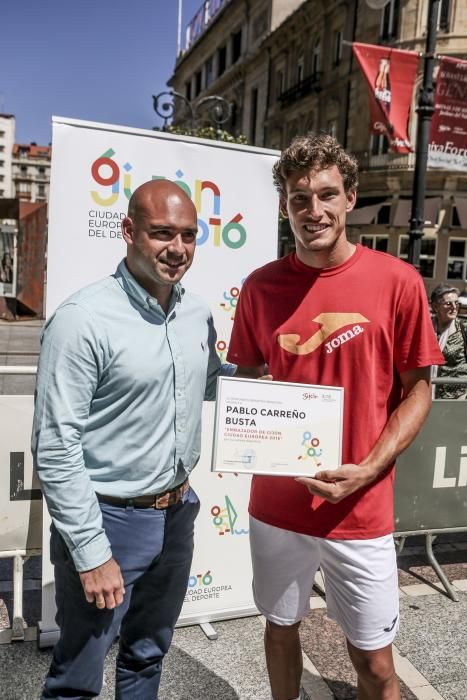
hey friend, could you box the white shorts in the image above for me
[250,516,399,651]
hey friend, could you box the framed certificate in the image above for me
[211,376,344,477]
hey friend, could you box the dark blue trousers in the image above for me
[43,487,200,699]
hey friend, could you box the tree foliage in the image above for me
[155,124,248,145]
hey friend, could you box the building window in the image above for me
[438,0,451,31]
[0,160,4,168]
[0,130,4,137]
[361,235,389,252]
[333,30,343,67]
[38,184,45,197]
[399,235,436,278]
[232,29,242,63]
[0,145,4,152]
[194,70,202,97]
[218,45,227,76]
[252,10,268,41]
[21,165,27,174]
[250,87,258,143]
[0,190,3,197]
[185,80,192,101]
[451,206,462,227]
[312,40,321,76]
[19,182,30,193]
[297,54,304,84]
[206,55,214,87]
[0,175,3,182]
[275,70,284,100]
[447,238,467,279]
[370,133,389,155]
[377,205,391,225]
[381,0,400,40]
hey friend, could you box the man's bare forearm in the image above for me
[296,367,432,503]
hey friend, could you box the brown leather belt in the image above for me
[96,479,189,510]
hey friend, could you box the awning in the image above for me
[347,203,383,225]
[393,198,441,227]
[454,197,467,229]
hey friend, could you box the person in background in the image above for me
[0,251,13,284]
[431,283,467,399]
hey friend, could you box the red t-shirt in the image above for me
[227,244,444,539]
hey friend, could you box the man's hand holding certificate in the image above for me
[211,376,344,477]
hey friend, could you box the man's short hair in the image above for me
[430,284,459,305]
[272,133,359,197]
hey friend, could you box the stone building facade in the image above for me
[0,115,15,199]
[12,143,51,203]
[170,0,467,293]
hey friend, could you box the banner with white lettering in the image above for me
[0,395,42,553]
[428,56,467,172]
[395,400,467,532]
[39,117,279,644]
[352,42,419,154]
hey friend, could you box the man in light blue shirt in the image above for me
[32,179,232,698]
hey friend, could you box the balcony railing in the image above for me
[354,151,416,171]
[278,73,323,108]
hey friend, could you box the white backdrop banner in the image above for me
[40,117,279,642]
[0,395,42,553]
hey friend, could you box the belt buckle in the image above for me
[153,481,187,509]
[154,491,171,509]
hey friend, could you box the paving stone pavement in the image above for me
[1,556,466,699]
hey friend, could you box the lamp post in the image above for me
[152,91,232,138]
[364,0,441,269]
[407,0,440,268]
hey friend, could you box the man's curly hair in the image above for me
[272,133,359,197]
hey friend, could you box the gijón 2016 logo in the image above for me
[89,149,247,249]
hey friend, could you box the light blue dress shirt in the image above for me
[32,260,233,572]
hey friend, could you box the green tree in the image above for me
[155,124,248,145]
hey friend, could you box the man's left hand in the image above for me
[296,463,377,504]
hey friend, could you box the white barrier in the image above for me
[0,388,41,643]
[0,394,41,553]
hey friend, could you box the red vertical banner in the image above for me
[353,42,419,154]
[428,56,467,172]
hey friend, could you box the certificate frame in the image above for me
[211,376,344,477]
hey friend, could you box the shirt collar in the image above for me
[115,259,184,313]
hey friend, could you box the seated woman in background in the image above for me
[431,284,467,399]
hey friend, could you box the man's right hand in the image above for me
[79,558,125,610]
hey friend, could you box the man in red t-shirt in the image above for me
[227,134,443,700]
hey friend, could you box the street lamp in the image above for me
[406,0,440,269]
[365,0,441,269]
[152,91,232,137]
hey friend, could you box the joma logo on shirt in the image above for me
[325,325,366,354]
[278,313,370,356]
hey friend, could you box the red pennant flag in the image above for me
[429,56,467,171]
[353,42,419,154]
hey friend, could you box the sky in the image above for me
[2,0,203,145]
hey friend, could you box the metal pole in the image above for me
[407,0,440,268]
[177,0,183,56]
